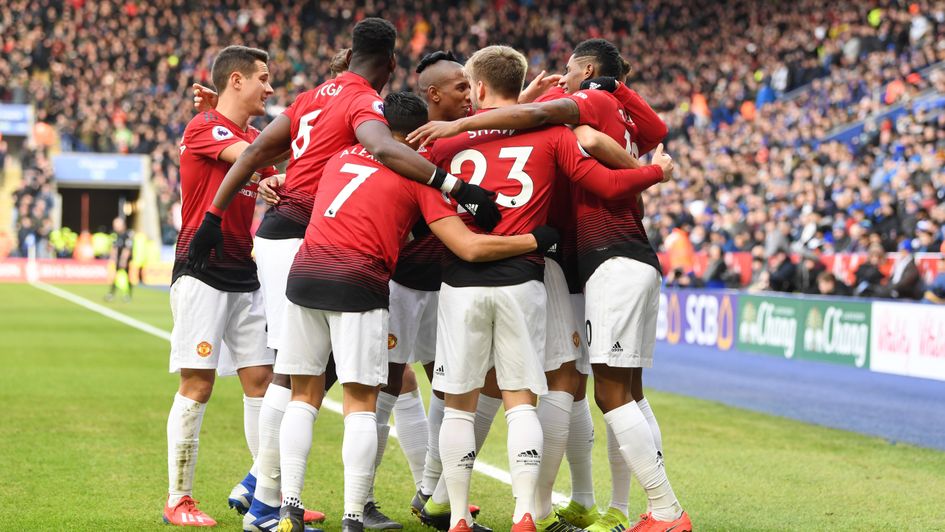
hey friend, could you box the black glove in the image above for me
[580,76,618,92]
[451,180,502,232]
[187,211,224,273]
[531,225,560,255]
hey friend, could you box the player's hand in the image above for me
[405,120,463,148]
[531,225,560,254]
[519,70,563,103]
[651,143,674,182]
[580,76,618,93]
[258,173,285,205]
[187,212,224,273]
[451,180,502,232]
[192,83,218,112]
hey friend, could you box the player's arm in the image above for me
[406,98,580,146]
[581,77,667,154]
[560,129,672,199]
[356,120,501,231]
[427,215,558,262]
[210,114,292,212]
[573,125,640,169]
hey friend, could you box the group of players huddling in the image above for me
[164,16,692,532]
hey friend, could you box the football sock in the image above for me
[637,398,663,454]
[440,408,476,528]
[604,402,682,522]
[167,393,207,507]
[254,383,290,508]
[566,397,596,508]
[506,404,543,523]
[394,390,430,488]
[474,393,503,451]
[536,391,573,519]
[280,401,318,505]
[243,394,263,461]
[343,412,378,522]
[420,394,445,496]
[606,424,630,517]
[366,391,397,502]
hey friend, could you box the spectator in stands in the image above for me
[923,258,945,304]
[795,250,827,294]
[702,244,728,289]
[817,272,852,297]
[854,244,888,297]
[768,248,797,293]
[886,250,924,300]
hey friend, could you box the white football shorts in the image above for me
[169,275,272,376]
[584,257,661,368]
[387,280,438,365]
[253,236,303,352]
[433,280,547,396]
[275,302,389,387]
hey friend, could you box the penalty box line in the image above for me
[31,281,568,502]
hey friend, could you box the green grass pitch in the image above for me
[2,282,944,531]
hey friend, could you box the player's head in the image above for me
[416,50,470,121]
[330,48,351,78]
[211,45,273,115]
[112,217,125,232]
[464,45,527,110]
[559,38,623,93]
[383,91,428,147]
[349,17,398,90]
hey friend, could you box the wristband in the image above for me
[208,205,224,218]
[428,167,459,193]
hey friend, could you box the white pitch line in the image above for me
[33,282,568,503]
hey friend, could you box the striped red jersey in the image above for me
[431,109,664,288]
[255,71,388,240]
[391,143,446,291]
[286,145,456,312]
[174,110,275,292]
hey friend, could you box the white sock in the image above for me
[366,391,398,503]
[536,391,573,520]
[167,393,207,506]
[474,394,503,451]
[606,424,630,516]
[343,412,378,522]
[440,408,476,528]
[566,397,595,508]
[243,395,263,462]
[367,423,390,503]
[506,404,542,523]
[421,395,445,496]
[637,398,663,455]
[376,391,397,427]
[604,403,682,522]
[280,401,318,505]
[394,390,430,489]
[254,383,290,507]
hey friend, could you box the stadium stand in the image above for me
[2,0,944,299]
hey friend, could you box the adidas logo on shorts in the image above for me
[611,341,623,354]
[435,365,445,376]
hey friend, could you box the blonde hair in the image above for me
[330,48,350,77]
[465,45,528,99]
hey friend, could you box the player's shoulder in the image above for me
[184,110,239,140]
[570,88,619,108]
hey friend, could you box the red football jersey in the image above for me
[255,71,388,240]
[175,110,275,292]
[431,110,663,287]
[542,87,666,286]
[391,143,446,291]
[286,145,456,312]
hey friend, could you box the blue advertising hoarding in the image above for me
[0,103,33,136]
[656,289,738,351]
[52,153,148,188]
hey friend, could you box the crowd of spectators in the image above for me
[2,0,944,299]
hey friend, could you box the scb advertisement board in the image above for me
[656,290,738,350]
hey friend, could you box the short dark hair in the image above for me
[211,45,269,94]
[352,18,397,61]
[384,92,428,136]
[416,50,459,73]
[572,39,623,78]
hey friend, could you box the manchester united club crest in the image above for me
[572,331,581,348]
[388,334,398,350]
[196,341,213,357]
